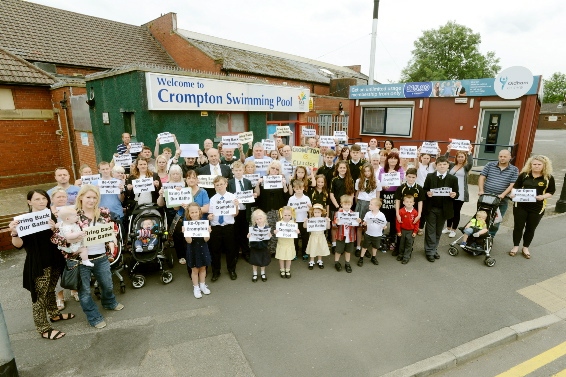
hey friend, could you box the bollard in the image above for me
[556,172,566,213]
[0,304,18,377]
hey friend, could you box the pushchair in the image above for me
[94,219,126,297]
[447,194,500,267]
[127,204,174,288]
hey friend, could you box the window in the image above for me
[216,112,247,136]
[0,89,15,110]
[361,104,413,137]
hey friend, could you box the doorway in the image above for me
[475,107,518,164]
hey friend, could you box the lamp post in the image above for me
[368,0,380,85]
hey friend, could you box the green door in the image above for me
[477,109,516,164]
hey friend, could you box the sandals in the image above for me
[50,313,75,323]
[522,249,531,259]
[509,250,517,256]
[42,329,65,340]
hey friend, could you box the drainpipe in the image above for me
[60,92,78,179]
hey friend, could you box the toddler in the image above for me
[460,210,488,247]
[135,219,158,252]
[57,206,94,267]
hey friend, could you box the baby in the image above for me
[460,210,489,247]
[58,206,94,267]
[135,219,158,252]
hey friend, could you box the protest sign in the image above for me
[276,222,298,238]
[158,132,174,144]
[249,227,271,241]
[431,187,452,196]
[222,135,240,149]
[165,188,193,208]
[263,175,283,189]
[319,136,335,147]
[244,174,260,187]
[399,146,418,159]
[512,189,537,202]
[366,217,387,226]
[450,139,471,151]
[276,125,291,136]
[289,199,310,211]
[337,211,360,226]
[213,199,237,216]
[381,172,401,187]
[183,220,210,238]
[197,175,215,188]
[291,146,320,168]
[281,161,294,178]
[238,131,254,144]
[14,209,51,237]
[161,181,186,190]
[421,141,439,155]
[236,190,255,204]
[307,218,327,232]
[262,139,275,151]
[83,223,115,246]
[81,174,100,186]
[129,142,144,153]
[99,179,121,195]
[302,128,316,137]
[132,178,155,194]
[114,154,132,167]
[356,142,368,154]
[334,131,347,141]
[180,144,200,158]
[254,159,271,171]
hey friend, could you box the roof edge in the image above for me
[0,47,57,84]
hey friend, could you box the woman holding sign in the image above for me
[443,145,474,238]
[509,156,556,259]
[378,152,405,249]
[125,158,162,209]
[9,190,70,340]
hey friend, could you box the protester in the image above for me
[247,209,272,282]
[47,167,80,205]
[227,161,254,262]
[125,158,162,207]
[378,152,405,247]
[183,202,212,299]
[197,148,233,198]
[245,142,273,177]
[155,154,169,183]
[443,145,474,237]
[115,132,138,174]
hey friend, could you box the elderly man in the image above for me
[245,142,272,177]
[221,144,246,167]
[47,167,80,205]
[203,139,214,156]
[279,144,294,180]
[197,148,233,198]
[478,149,519,237]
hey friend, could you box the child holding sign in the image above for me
[288,180,312,260]
[248,209,271,282]
[57,206,94,267]
[274,206,300,278]
[354,163,381,255]
[333,195,360,273]
[358,198,387,267]
[305,204,331,270]
[183,203,212,299]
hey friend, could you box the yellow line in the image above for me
[495,341,566,377]
[553,368,566,377]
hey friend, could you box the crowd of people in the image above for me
[8,131,556,339]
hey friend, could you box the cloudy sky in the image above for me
[31,0,564,83]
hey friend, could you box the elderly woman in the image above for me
[443,144,474,238]
[509,155,556,259]
[125,157,162,208]
[9,190,71,340]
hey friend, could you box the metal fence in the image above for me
[306,115,349,136]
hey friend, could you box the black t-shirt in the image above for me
[330,175,353,210]
[513,172,556,213]
[349,159,365,183]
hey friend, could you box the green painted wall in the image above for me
[87,70,268,162]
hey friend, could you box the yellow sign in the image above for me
[291,146,320,168]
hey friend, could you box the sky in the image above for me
[30,0,565,84]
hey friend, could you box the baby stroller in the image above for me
[447,194,500,267]
[127,204,174,288]
[94,219,126,296]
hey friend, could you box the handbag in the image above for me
[61,258,81,290]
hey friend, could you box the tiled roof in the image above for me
[0,0,175,69]
[177,29,368,85]
[540,103,566,114]
[0,47,55,85]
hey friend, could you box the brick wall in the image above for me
[56,66,103,77]
[538,114,566,129]
[75,130,98,174]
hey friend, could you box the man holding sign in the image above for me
[197,148,233,198]
[228,161,255,262]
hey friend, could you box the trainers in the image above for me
[94,321,107,329]
[179,258,186,265]
[371,256,379,265]
[193,286,202,298]
[308,261,314,270]
[345,263,352,273]
[135,246,142,252]
[442,228,450,234]
[460,241,467,247]
[357,257,363,267]
[335,262,342,271]
[449,231,456,238]
[113,303,124,311]
[199,283,210,295]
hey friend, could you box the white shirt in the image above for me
[233,177,246,210]
[417,163,436,187]
[355,178,382,201]
[364,211,387,237]
[280,159,294,181]
[209,191,237,226]
[287,195,312,223]
[209,164,222,176]
[245,156,272,177]
[136,173,153,205]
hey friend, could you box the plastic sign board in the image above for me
[494,66,534,100]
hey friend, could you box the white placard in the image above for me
[238,131,254,144]
[319,136,335,147]
[421,141,439,155]
[236,190,255,204]
[289,199,310,211]
[222,135,240,149]
[183,220,210,238]
[99,180,121,195]
[129,142,144,154]
[114,154,132,167]
[197,175,215,188]
[381,172,401,187]
[180,144,200,158]
[334,131,347,141]
[450,139,471,151]
[281,161,294,177]
[132,178,155,194]
[262,139,275,151]
[512,189,537,202]
[14,209,51,237]
[302,128,316,137]
[366,217,387,226]
[244,174,260,187]
[431,187,452,196]
[213,199,237,216]
[254,159,271,171]
[399,146,418,159]
[81,174,100,186]
[83,223,115,247]
[307,218,327,232]
[165,188,193,208]
[356,142,368,154]
[161,181,186,190]
[337,211,360,226]
[249,227,271,241]
[276,125,291,136]
[263,175,283,189]
[276,222,298,238]
[158,132,174,144]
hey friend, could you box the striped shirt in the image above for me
[480,162,519,196]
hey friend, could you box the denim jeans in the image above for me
[78,256,118,326]
[488,198,509,237]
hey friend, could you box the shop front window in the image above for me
[216,112,247,136]
[361,106,413,137]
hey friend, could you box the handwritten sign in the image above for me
[400,146,418,159]
[512,189,537,202]
[381,172,401,187]
[162,181,186,190]
[337,212,360,226]
[307,218,327,232]
[236,190,255,204]
[213,199,237,216]
[334,131,347,141]
[83,223,115,246]
[99,179,121,195]
[276,125,291,136]
[14,208,51,237]
[132,178,155,194]
[450,139,470,151]
[165,188,193,208]
[254,159,271,171]
[197,175,215,188]
[431,187,452,196]
[222,135,240,149]
[158,132,174,144]
[262,139,275,151]
[183,220,210,238]
[421,141,439,155]
[276,222,298,238]
[81,174,100,186]
[249,227,271,241]
[238,131,254,144]
[263,175,283,189]
[281,161,294,178]
[302,128,316,137]
[319,136,335,147]
[289,200,310,211]
[291,146,320,168]
[244,174,260,187]
[356,142,368,154]
[180,144,200,158]
[366,217,387,226]
[129,142,144,154]
[114,154,132,167]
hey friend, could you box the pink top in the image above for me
[378,167,405,192]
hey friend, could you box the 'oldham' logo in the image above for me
[494,67,533,100]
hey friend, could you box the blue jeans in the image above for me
[78,256,118,326]
[488,198,509,237]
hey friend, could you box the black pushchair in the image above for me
[94,219,126,296]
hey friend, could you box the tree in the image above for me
[543,73,566,103]
[400,21,501,82]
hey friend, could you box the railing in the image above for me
[305,115,349,137]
